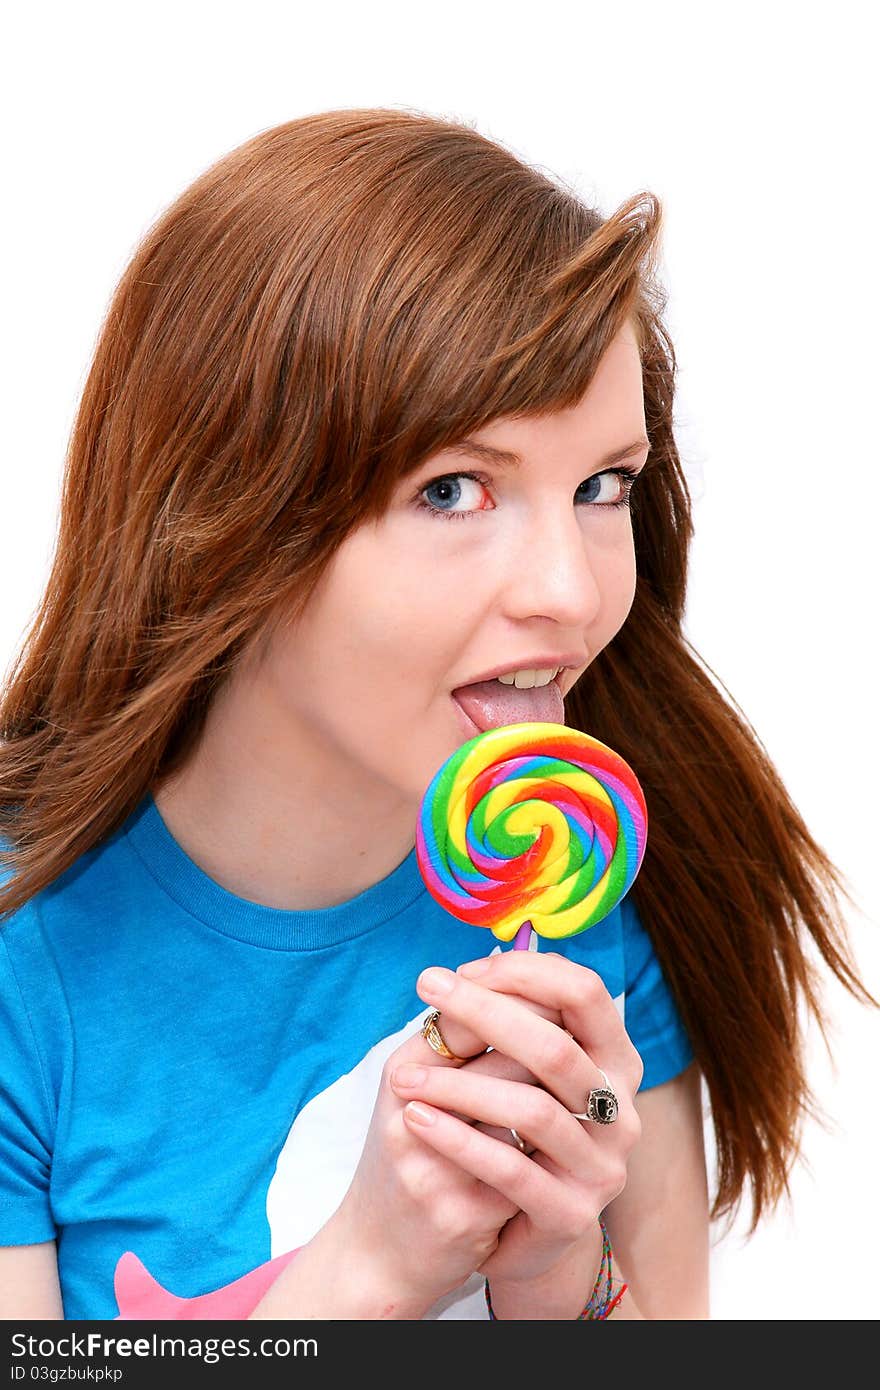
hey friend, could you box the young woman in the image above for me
[0,108,870,1321]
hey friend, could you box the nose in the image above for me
[503,505,603,629]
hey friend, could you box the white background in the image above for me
[2,1,877,1318]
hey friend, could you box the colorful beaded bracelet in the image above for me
[484,1216,628,1320]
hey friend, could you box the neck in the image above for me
[152,679,418,913]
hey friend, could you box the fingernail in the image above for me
[418,966,455,997]
[392,1065,427,1088]
[405,1102,436,1126]
[458,958,490,978]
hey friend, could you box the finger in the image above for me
[434,1047,542,1143]
[473,1120,534,1154]
[416,965,631,1115]
[455,952,644,1089]
[416,977,560,1067]
[418,1007,486,1068]
[401,1101,588,1238]
[462,1047,537,1088]
[394,1017,540,1139]
[392,1066,591,1172]
[396,1024,540,1140]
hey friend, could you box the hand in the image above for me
[329,1004,521,1316]
[388,951,644,1287]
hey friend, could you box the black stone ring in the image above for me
[570,1068,619,1125]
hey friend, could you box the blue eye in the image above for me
[415,465,643,522]
[417,474,488,519]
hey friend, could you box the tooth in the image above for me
[496,667,562,686]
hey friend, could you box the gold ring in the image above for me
[420,1009,467,1062]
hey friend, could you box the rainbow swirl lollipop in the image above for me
[416,721,647,948]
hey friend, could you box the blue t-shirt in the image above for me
[0,792,693,1320]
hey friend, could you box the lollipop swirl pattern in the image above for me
[416,721,648,943]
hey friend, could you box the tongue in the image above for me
[453,678,565,733]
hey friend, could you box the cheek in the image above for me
[617,548,638,621]
[292,546,435,684]
[596,538,638,631]
[337,534,475,662]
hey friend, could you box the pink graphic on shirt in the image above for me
[113,1247,300,1320]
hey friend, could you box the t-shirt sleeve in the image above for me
[620,893,695,1091]
[0,930,57,1244]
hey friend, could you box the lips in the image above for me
[451,675,566,734]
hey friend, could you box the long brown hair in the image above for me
[0,107,872,1227]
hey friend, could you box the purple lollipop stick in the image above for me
[513,920,533,951]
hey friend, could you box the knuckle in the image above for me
[399,1153,436,1203]
[495,1145,528,1193]
[605,1110,639,1159]
[445,1121,474,1162]
[477,1052,532,1086]
[383,1043,421,1087]
[540,950,567,972]
[429,1193,472,1240]
[523,1086,558,1132]
[381,1056,398,1089]
[629,1045,645,1091]
[603,1158,628,1199]
[574,967,606,1007]
[555,1193,592,1240]
[385,1114,411,1159]
[622,1106,642,1152]
[536,1030,578,1078]
[604,1116,633,1158]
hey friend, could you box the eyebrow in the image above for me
[445,436,651,471]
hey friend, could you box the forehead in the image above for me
[448,325,646,463]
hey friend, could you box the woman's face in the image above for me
[244,318,648,813]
